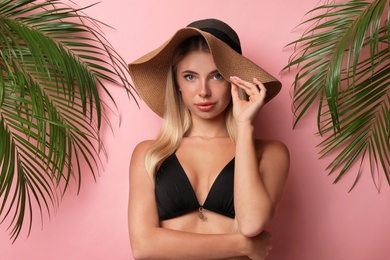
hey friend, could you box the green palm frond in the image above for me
[283,0,389,190]
[0,0,137,242]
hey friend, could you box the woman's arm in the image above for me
[128,141,272,260]
[230,77,290,237]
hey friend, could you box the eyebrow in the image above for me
[180,70,198,75]
[179,69,220,75]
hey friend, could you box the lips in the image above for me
[195,101,216,111]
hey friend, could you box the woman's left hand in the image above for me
[230,76,266,124]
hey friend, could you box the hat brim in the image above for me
[129,27,281,117]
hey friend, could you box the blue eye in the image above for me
[184,74,195,81]
[213,73,223,80]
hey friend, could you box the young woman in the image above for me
[128,19,289,259]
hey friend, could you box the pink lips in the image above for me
[195,101,216,111]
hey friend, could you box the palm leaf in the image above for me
[283,0,389,189]
[0,0,138,242]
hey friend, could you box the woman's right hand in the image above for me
[245,231,272,260]
[230,76,266,124]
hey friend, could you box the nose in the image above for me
[198,80,210,98]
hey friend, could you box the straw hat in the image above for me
[129,18,282,117]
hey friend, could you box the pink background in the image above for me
[1,0,389,259]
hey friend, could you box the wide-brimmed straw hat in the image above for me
[129,18,282,117]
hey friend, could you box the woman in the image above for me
[128,18,289,259]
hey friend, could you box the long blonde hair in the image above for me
[144,36,239,181]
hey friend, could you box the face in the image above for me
[175,51,231,120]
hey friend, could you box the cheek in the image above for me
[180,92,191,105]
[223,93,232,109]
[177,80,190,99]
[221,86,232,102]
[179,88,195,105]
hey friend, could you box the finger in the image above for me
[230,82,240,103]
[253,78,267,102]
[230,76,259,96]
[253,78,266,94]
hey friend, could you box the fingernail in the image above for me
[230,76,240,80]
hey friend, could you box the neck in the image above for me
[186,114,229,138]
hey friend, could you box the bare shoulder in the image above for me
[129,140,155,175]
[255,139,290,159]
[254,139,290,177]
[131,140,154,160]
[133,139,154,152]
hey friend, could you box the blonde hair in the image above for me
[144,36,240,181]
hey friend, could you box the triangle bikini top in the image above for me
[155,153,235,220]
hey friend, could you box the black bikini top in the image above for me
[155,153,235,220]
